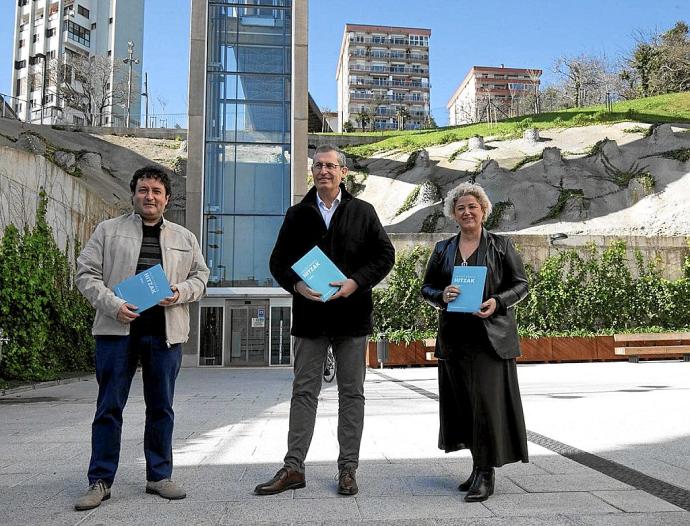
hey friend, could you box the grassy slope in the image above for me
[341,91,690,158]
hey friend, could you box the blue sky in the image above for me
[0,1,687,126]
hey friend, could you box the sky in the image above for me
[0,0,687,126]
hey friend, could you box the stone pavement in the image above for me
[1,361,689,525]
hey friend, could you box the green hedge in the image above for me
[374,241,690,342]
[0,192,94,381]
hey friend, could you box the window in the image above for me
[107,50,112,57]
[77,5,89,18]
[15,60,27,69]
[73,115,85,125]
[18,0,29,6]
[66,20,90,47]
[47,50,56,59]
[32,34,39,43]
[91,22,96,30]
[63,5,73,15]
[18,39,25,48]
[46,28,55,37]
[109,17,113,23]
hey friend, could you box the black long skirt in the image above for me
[438,342,529,467]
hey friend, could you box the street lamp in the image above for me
[141,72,149,128]
[123,41,139,128]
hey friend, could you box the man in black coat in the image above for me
[254,145,394,496]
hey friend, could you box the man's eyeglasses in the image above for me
[312,162,342,171]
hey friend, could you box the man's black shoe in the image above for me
[337,468,358,495]
[254,468,305,495]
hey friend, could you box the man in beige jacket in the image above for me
[74,166,209,511]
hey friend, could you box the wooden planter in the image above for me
[517,336,553,363]
[367,335,644,367]
[367,340,437,367]
[552,336,597,362]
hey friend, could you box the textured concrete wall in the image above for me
[389,232,690,280]
[0,146,119,253]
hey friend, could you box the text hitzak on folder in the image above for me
[447,265,488,313]
[291,246,347,302]
[113,264,173,313]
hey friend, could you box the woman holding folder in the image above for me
[421,182,529,502]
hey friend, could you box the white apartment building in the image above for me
[336,24,431,132]
[10,0,144,126]
[447,65,542,126]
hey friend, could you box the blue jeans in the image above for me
[87,335,182,485]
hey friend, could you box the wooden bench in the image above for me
[423,338,438,362]
[614,332,690,363]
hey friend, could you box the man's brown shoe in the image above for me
[254,468,305,495]
[337,468,358,495]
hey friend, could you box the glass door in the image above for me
[199,306,224,366]
[270,306,291,365]
[225,302,269,365]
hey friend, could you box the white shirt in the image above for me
[316,189,341,229]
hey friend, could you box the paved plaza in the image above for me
[1,360,689,525]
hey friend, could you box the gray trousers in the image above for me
[283,335,368,473]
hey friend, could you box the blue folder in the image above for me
[291,246,347,302]
[113,264,173,313]
[447,265,488,313]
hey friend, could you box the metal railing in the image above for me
[349,37,428,47]
[350,92,427,103]
[349,79,431,89]
[350,65,429,76]
[0,92,22,120]
[349,50,429,62]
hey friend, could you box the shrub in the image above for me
[371,240,690,341]
[373,247,437,342]
[0,192,94,381]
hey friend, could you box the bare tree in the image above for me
[553,54,609,107]
[50,53,129,126]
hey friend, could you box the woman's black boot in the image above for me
[458,466,479,491]
[464,467,494,502]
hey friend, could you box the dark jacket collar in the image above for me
[302,183,353,206]
[449,227,489,266]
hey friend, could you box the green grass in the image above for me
[511,153,543,172]
[342,92,690,158]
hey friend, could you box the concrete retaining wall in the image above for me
[50,124,187,140]
[307,133,385,149]
[0,146,119,253]
[390,232,690,280]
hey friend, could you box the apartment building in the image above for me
[336,24,431,132]
[185,0,308,367]
[447,66,542,126]
[10,0,144,126]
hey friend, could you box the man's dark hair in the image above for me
[130,166,171,196]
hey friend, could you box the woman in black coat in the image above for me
[421,182,529,503]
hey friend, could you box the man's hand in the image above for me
[159,285,180,306]
[117,303,139,323]
[474,297,497,318]
[295,280,323,302]
[328,278,359,300]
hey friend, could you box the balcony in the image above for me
[349,92,427,103]
[348,49,429,62]
[349,36,428,47]
[349,78,430,89]
[350,65,429,76]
